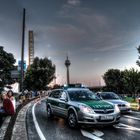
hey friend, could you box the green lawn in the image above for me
[130,102,139,111]
[123,97,139,111]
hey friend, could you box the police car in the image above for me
[46,85,120,128]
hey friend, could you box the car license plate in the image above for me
[100,115,114,120]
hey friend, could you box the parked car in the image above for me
[46,87,120,128]
[97,92,131,113]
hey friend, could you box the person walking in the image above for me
[7,90,16,112]
[0,92,15,124]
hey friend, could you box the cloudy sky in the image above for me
[0,0,140,86]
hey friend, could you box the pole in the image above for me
[67,67,70,84]
[65,56,71,85]
[20,8,26,92]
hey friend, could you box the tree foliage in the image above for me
[103,69,124,93]
[122,68,140,97]
[24,57,55,90]
[136,46,140,67]
[0,46,16,91]
[103,68,140,96]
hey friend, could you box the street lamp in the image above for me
[20,8,26,92]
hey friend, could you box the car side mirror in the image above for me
[96,94,102,100]
[98,97,102,100]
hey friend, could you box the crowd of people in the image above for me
[0,89,48,126]
[0,90,16,124]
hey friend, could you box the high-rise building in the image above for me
[28,30,34,67]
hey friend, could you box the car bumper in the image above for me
[119,107,131,113]
[77,112,120,125]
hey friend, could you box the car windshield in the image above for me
[68,90,100,101]
[100,92,120,100]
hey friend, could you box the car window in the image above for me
[60,91,67,100]
[49,90,61,99]
[100,92,120,100]
[68,90,100,101]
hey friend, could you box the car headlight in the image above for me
[79,104,94,114]
[115,105,120,113]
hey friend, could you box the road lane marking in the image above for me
[114,123,140,131]
[32,101,46,140]
[92,129,104,137]
[131,111,140,115]
[123,115,140,121]
[81,130,104,140]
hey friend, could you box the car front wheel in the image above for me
[47,106,53,118]
[68,111,77,128]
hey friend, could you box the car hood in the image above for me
[106,99,128,105]
[80,100,114,109]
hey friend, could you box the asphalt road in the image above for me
[26,100,140,140]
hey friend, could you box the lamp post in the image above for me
[65,56,71,85]
[20,8,26,92]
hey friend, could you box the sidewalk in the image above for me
[11,102,32,140]
[0,97,39,140]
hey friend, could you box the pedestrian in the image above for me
[0,92,15,124]
[34,91,41,104]
[7,90,16,112]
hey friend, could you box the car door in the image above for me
[58,91,68,117]
[49,90,61,114]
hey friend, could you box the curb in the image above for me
[11,102,32,140]
[0,117,11,140]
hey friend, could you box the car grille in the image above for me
[118,104,126,107]
[97,119,114,122]
[94,109,114,114]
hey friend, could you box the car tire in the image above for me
[68,111,78,128]
[47,106,53,118]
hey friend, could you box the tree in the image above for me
[122,68,140,98]
[103,69,124,94]
[0,46,16,92]
[136,46,140,67]
[24,57,55,91]
[103,68,140,98]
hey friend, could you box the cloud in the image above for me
[57,2,140,54]
[45,24,86,47]
[93,58,99,62]
[32,16,133,55]
[67,0,80,6]
[23,1,140,58]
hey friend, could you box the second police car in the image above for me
[46,86,120,128]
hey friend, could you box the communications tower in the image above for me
[65,56,71,84]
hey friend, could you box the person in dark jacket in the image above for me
[7,90,16,112]
[0,93,15,124]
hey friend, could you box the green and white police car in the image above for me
[46,87,120,128]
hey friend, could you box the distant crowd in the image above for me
[0,89,48,125]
